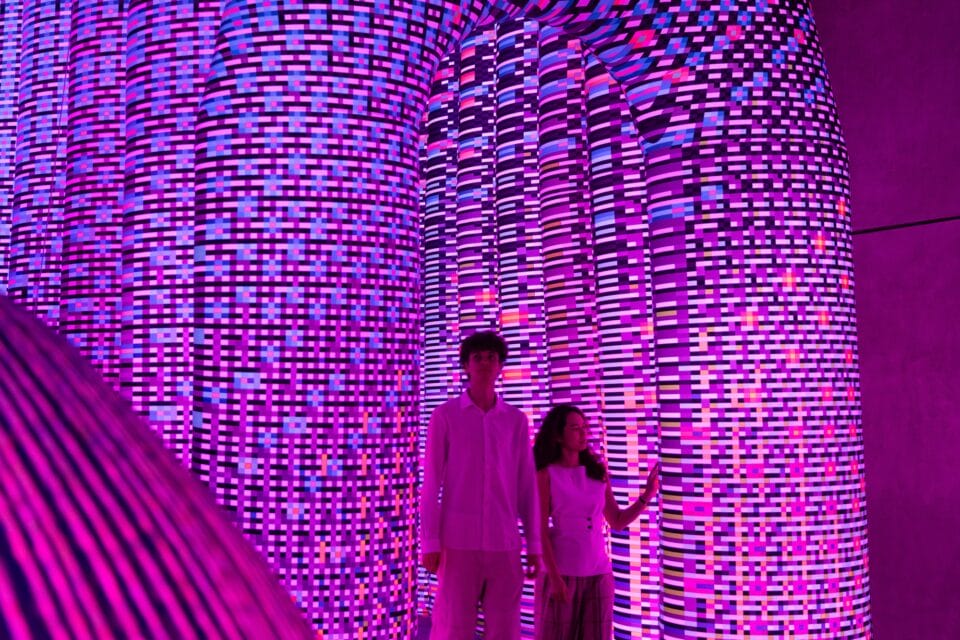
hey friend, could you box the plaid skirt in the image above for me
[535,572,614,640]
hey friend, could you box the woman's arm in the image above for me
[603,462,660,531]
[536,469,569,603]
[537,469,559,575]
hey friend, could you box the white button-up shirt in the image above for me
[421,392,541,555]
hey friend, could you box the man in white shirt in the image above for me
[421,330,541,639]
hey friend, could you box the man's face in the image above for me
[464,350,502,386]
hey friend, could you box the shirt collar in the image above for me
[459,390,502,413]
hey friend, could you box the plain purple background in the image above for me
[814,0,960,230]
[815,1,960,637]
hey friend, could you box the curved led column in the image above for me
[583,53,660,637]
[422,0,868,636]
[186,0,483,633]
[121,0,219,460]
[0,2,21,291]
[60,0,125,385]
[7,0,69,321]
[523,1,868,636]
[0,296,312,638]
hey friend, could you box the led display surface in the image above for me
[0,1,869,637]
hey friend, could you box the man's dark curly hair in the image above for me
[459,330,508,368]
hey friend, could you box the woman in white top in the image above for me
[533,404,660,640]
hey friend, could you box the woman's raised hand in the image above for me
[642,461,661,503]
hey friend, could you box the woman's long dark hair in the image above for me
[533,404,607,482]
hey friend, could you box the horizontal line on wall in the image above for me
[853,214,960,236]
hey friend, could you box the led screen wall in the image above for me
[417,21,660,636]
[0,0,869,637]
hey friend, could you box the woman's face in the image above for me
[559,411,588,453]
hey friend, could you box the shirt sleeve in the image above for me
[516,413,542,554]
[420,405,446,554]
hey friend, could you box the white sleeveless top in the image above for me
[546,464,611,577]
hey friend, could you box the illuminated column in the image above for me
[537,27,599,413]
[584,52,660,638]
[494,18,549,633]
[121,0,218,461]
[495,18,549,420]
[8,0,69,322]
[189,0,483,634]
[60,0,125,385]
[456,27,500,333]
[0,1,22,291]
[0,296,312,639]
[417,45,461,617]
[566,1,869,636]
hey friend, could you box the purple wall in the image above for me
[815,1,960,638]
[814,0,960,230]
[855,226,960,638]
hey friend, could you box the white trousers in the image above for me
[430,548,524,640]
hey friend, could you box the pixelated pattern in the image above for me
[183,1,490,634]
[513,1,869,637]
[417,36,461,618]
[121,0,219,462]
[537,27,600,413]
[419,20,660,638]
[457,28,501,334]
[59,0,125,386]
[0,0,869,638]
[583,52,660,637]
[0,1,20,293]
[420,0,868,637]
[0,296,313,639]
[5,0,70,322]
[492,17,550,427]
